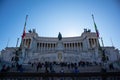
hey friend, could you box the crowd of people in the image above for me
[28,61,102,73]
[0,60,116,73]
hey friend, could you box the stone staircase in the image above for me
[9,64,102,73]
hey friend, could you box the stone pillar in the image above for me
[68,43,69,50]
[73,43,75,50]
[53,43,54,50]
[45,43,46,50]
[51,43,52,50]
[41,43,43,52]
[92,38,96,48]
[77,43,79,51]
[89,39,91,48]
[38,43,39,51]
[79,43,80,51]
[54,43,56,50]
[71,43,73,50]
[47,43,48,50]
[49,43,50,50]
[65,43,66,50]
[66,43,67,50]
[43,43,45,51]
[75,43,77,51]
[50,43,52,50]
[94,39,97,47]
[70,43,71,50]
[50,43,51,50]
[81,42,83,51]
[48,43,49,50]
[72,43,73,50]
[39,43,40,51]
[42,43,44,51]
[45,43,46,51]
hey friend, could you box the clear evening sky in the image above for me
[0,0,120,51]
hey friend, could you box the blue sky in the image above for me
[0,0,120,51]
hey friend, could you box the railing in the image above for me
[0,72,120,80]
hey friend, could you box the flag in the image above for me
[20,15,28,49]
[92,14,99,38]
[22,26,26,39]
[94,21,99,37]
[22,15,28,39]
[92,15,107,62]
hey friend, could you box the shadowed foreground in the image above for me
[0,72,120,80]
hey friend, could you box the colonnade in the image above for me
[23,38,98,51]
[64,42,83,51]
[89,38,98,48]
[37,42,83,51]
[37,43,56,51]
[23,39,31,48]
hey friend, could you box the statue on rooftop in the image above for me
[58,32,62,41]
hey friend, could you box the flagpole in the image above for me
[92,14,107,64]
[101,37,104,47]
[92,14,95,23]
[21,15,28,48]
[16,38,19,47]
[6,38,10,48]
[92,14,99,38]
[23,15,28,33]
[110,38,114,47]
[92,14,100,47]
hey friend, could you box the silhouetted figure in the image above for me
[109,63,114,70]
[101,67,106,72]
[73,67,79,80]
[74,67,79,73]
[6,66,10,72]
[1,65,7,72]
[60,68,64,80]
[19,65,23,72]
[45,68,49,73]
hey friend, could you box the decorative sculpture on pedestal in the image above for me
[56,32,63,51]
[58,32,62,41]
[57,32,63,62]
